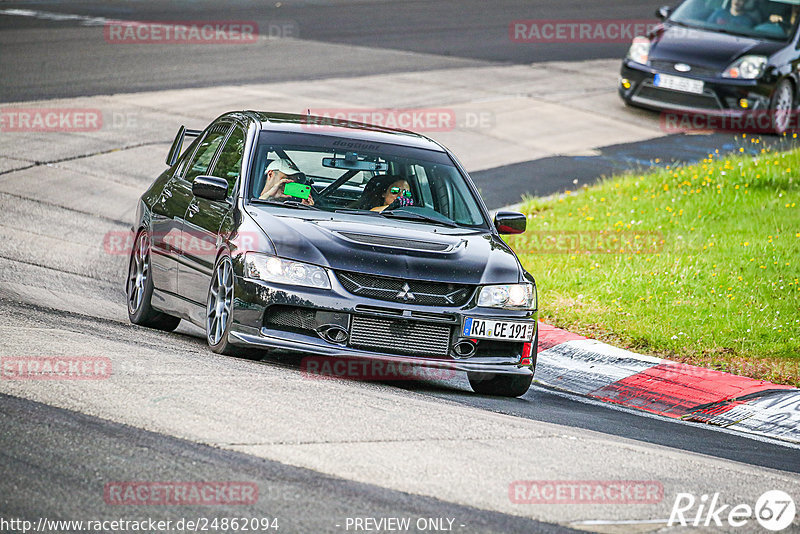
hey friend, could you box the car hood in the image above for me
[650,24,784,69]
[246,208,523,285]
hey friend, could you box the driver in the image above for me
[258,159,315,206]
[707,0,760,26]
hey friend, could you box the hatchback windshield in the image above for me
[249,139,487,228]
[670,0,800,40]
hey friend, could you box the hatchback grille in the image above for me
[650,61,718,78]
[634,84,722,111]
[337,272,473,306]
[349,316,451,357]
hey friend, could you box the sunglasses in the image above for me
[389,187,412,198]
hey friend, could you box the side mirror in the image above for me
[655,6,672,20]
[494,210,527,235]
[192,175,229,202]
[166,126,187,167]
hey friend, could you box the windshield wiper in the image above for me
[251,198,320,210]
[379,210,459,228]
[334,209,383,216]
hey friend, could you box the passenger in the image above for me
[765,3,800,26]
[352,174,413,212]
[707,0,760,26]
[258,158,314,206]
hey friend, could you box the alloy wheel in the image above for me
[207,257,234,346]
[127,232,150,314]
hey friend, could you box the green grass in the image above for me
[509,137,800,386]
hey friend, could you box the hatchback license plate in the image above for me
[654,73,704,95]
[462,318,535,342]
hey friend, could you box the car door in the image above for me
[179,123,243,305]
[152,122,230,296]
[149,137,201,295]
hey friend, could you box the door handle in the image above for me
[162,188,173,199]
[187,203,200,217]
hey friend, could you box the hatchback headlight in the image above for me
[477,283,536,309]
[722,55,767,79]
[244,253,331,289]
[627,36,651,65]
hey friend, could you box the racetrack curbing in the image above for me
[535,322,800,444]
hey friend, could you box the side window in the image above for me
[211,127,245,196]
[183,124,230,183]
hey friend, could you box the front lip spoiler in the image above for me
[228,328,533,376]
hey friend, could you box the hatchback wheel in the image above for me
[770,79,795,135]
[126,231,181,331]
[468,372,533,397]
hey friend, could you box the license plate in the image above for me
[654,73,704,95]
[462,318,535,342]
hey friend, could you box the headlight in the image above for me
[627,36,651,65]
[477,283,536,309]
[722,55,767,79]
[244,253,331,289]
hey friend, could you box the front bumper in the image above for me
[619,59,773,113]
[229,272,537,376]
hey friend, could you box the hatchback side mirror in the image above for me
[655,5,672,20]
[494,211,527,235]
[193,175,229,201]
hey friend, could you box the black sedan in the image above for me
[620,0,800,133]
[126,111,538,397]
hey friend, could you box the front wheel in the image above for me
[770,79,795,135]
[206,255,240,355]
[126,231,181,331]
[468,372,533,398]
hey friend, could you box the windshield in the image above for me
[670,0,800,40]
[248,137,487,228]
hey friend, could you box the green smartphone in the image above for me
[283,182,311,200]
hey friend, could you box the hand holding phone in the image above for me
[283,182,312,200]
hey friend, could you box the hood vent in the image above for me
[334,231,458,253]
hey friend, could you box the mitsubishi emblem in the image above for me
[396,283,416,301]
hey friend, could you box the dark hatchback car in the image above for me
[126,111,538,397]
[620,0,800,132]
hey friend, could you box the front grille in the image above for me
[650,61,719,78]
[264,306,317,332]
[335,232,453,252]
[349,316,451,356]
[337,272,474,306]
[634,84,722,111]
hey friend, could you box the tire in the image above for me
[468,332,537,398]
[770,79,795,135]
[126,231,181,331]
[468,372,533,397]
[206,254,240,355]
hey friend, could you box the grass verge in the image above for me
[510,138,800,386]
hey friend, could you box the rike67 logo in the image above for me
[669,490,796,531]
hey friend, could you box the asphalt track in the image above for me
[0,0,653,102]
[1,1,799,532]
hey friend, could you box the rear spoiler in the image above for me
[165,126,203,167]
